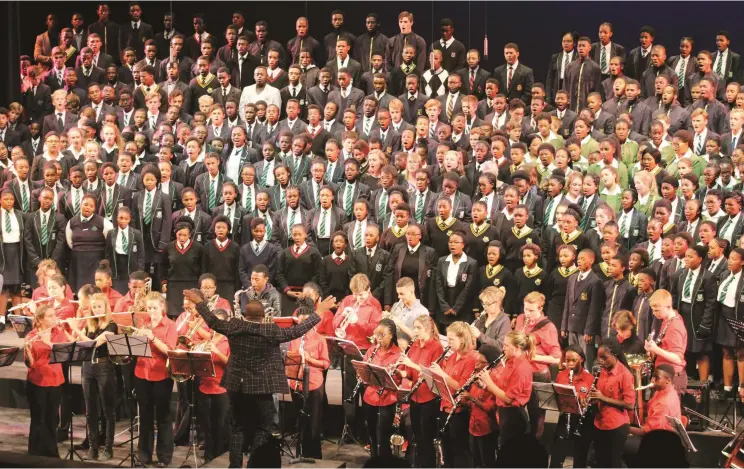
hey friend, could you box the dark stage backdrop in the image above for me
[5,1,744,104]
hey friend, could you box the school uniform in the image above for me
[562,270,606,365]
[349,245,394,308]
[203,238,241,303]
[164,239,205,318]
[669,267,717,353]
[276,243,322,316]
[424,216,467,259]
[132,188,172,287]
[238,239,281,288]
[319,252,353,302]
[171,208,211,245]
[65,213,111,290]
[307,205,346,256]
[104,225,145,294]
[23,208,66,283]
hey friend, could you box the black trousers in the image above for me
[117,360,137,420]
[549,414,593,468]
[592,424,629,468]
[527,371,551,438]
[134,377,174,464]
[410,398,440,468]
[440,409,472,468]
[291,387,323,459]
[27,382,61,458]
[497,406,529,447]
[363,402,396,459]
[470,432,497,468]
[202,392,230,462]
[343,353,364,424]
[82,362,116,450]
[228,392,277,468]
[59,363,72,430]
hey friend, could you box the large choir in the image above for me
[8,2,744,467]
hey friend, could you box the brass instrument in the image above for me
[193,331,216,353]
[335,299,361,339]
[233,289,246,318]
[178,317,204,349]
[346,343,379,403]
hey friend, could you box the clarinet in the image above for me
[346,343,380,403]
[440,352,505,434]
[295,335,305,392]
[403,345,451,403]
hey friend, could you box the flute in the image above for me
[8,297,53,312]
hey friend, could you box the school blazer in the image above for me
[434,255,478,323]
[132,189,172,257]
[349,247,394,307]
[97,184,133,221]
[562,271,606,335]
[307,206,346,245]
[170,209,212,245]
[670,268,716,340]
[272,207,312,249]
[104,226,145,280]
[620,209,648,252]
[23,209,66,268]
[193,173,232,214]
[211,204,247,242]
[0,211,27,274]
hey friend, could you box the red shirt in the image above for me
[26,327,67,387]
[514,314,561,375]
[655,314,687,374]
[53,299,77,321]
[332,295,382,350]
[316,310,335,336]
[134,316,178,381]
[440,349,478,413]
[405,337,445,403]
[114,292,135,313]
[199,335,230,394]
[362,344,402,407]
[494,354,532,407]
[468,384,497,436]
[287,328,330,391]
[642,386,681,434]
[594,363,635,430]
[102,288,123,309]
[555,368,594,401]
[33,285,74,301]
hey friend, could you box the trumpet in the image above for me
[335,299,361,339]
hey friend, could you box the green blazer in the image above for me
[665,154,705,179]
[619,140,639,169]
[634,194,660,218]
[580,138,600,158]
[587,161,629,190]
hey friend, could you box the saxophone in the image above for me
[233,288,247,318]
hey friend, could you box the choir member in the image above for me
[319,231,351,302]
[66,193,113,291]
[133,292,178,467]
[24,304,68,457]
[173,188,212,245]
[238,218,281,288]
[399,315,443,468]
[501,205,534,273]
[544,244,578,329]
[133,164,172,288]
[287,298,330,459]
[199,309,230,463]
[379,200,411,252]
[600,255,636,340]
[588,341,635,468]
[717,248,744,396]
[472,286,511,352]
[430,321,478,468]
[632,268,657,341]
[164,218,205,318]
[479,241,516,316]
[66,293,118,461]
[308,186,346,256]
[276,224,322,316]
[390,224,438,309]
[105,207,145,294]
[464,201,499,267]
[424,197,466,258]
[349,224,393,309]
[0,188,27,314]
[434,231,478,332]
[513,243,547,310]
[203,215,240,302]
[23,187,66,289]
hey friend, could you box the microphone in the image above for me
[635,383,655,391]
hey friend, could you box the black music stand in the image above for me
[50,340,96,461]
[168,350,215,469]
[350,360,400,456]
[666,416,697,452]
[285,351,314,464]
[330,337,363,447]
[8,314,33,338]
[106,333,151,468]
[724,317,744,428]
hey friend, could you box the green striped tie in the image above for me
[208,179,216,211]
[320,210,327,237]
[260,163,269,186]
[683,271,693,298]
[354,222,362,249]
[544,197,554,226]
[106,187,113,217]
[416,193,424,223]
[289,210,296,230]
[21,185,28,212]
[379,191,388,219]
[280,189,286,209]
[144,192,152,225]
[121,229,128,252]
[344,184,353,217]
[719,274,735,302]
[74,190,81,215]
[265,217,273,240]
[4,211,9,233]
[40,213,48,245]
[244,186,252,211]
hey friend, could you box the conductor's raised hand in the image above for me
[183,289,203,305]
[317,295,337,314]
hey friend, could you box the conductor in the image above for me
[183,289,335,468]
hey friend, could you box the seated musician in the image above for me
[239,264,281,317]
[112,271,150,313]
[629,364,682,437]
[198,273,232,312]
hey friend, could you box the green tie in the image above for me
[289,210,296,230]
[226,206,232,229]
[683,271,694,299]
[416,193,424,223]
[106,187,113,217]
[619,213,628,237]
[716,55,723,76]
[40,213,48,245]
[719,274,736,302]
[21,185,28,212]
[260,162,269,186]
[544,197,554,226]
[4,211,10,233]
[648,245,656,264]
[208,179,217,211]
[74,189,81,215]
[315,184,320,208]
[280,189,286,209]
[265,217,272,240]
[320,210,328,237]
[600,46,607,73]
[379,191,388,220]
[344,184,353,217]
[144,192,152,225]
[354,222,362,249]
[118,174,125,186]
[721,218,732,238]
[244,186,252,211]
[121,229,128,252]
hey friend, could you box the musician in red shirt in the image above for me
[461,344,501,468]
[198,309,231,463]
[361,318,402,459]
[332,274,382,423]
[630,364,681,436]
[430,321,478,468]
[199,273,233,313]
[399,315,445,468]
[133,292,178,467]
[514,291,561,439]
[478,331,533,447]
[287,300,330,459]
[94,261,123,310]
[646,289,688,394]
[24,304,68,457]
[550,345,595,469]
[112,271,150,313]
[30,259,74,301]
[589,341,636,468]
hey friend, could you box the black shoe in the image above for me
[75,438,90,450]
[84,449,99,460]
[100,448,113,461]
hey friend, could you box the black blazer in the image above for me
[349,246,394,307]
[132,189,172,260]
[22,84,52,124]
[434,255,478,325]
[104,226,145,280]
[391,243,438,310]
[193,173,231,214]
[492,62,534,103]
[0,211,27,275]
[712,49,742,85]
[562,271,606,335]
[23,209,66,269]
[170,209,212,244]
[457,67,491,100]
[307,206,346,246]
[118,21,154,59]
[619,209,648,252]
[545,50,577,102]
[211,203,247,242]
[97,184,133,222]
[335,181,371,217]
[590,42,626,72]
[670,268,717,340]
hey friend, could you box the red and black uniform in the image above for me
[467,380,498,468]
[550,368,594,468]
[25,326,67,457]
[404,337,444,468]
[286,328,330,459]
[134,316,178,465]
[592,363,635,468]
[440,349,478,468]
[641,385,681,434]
[199,335,231,462]
[493,353,532,446]
[361,344,402,459]
[654,313,688,393]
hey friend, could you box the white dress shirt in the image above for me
[681,266,701,303]
[445,253,468,287]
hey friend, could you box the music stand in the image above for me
[552,383,581,414]
[285,351,314,464]
[106,333,151,468]
[8,314,33,338]
[50,340,96,461]
[666,416,697,452]
[169,350,215,469]
[329,337,363,447]
[535,382,560,412]
[350,360,400,456]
